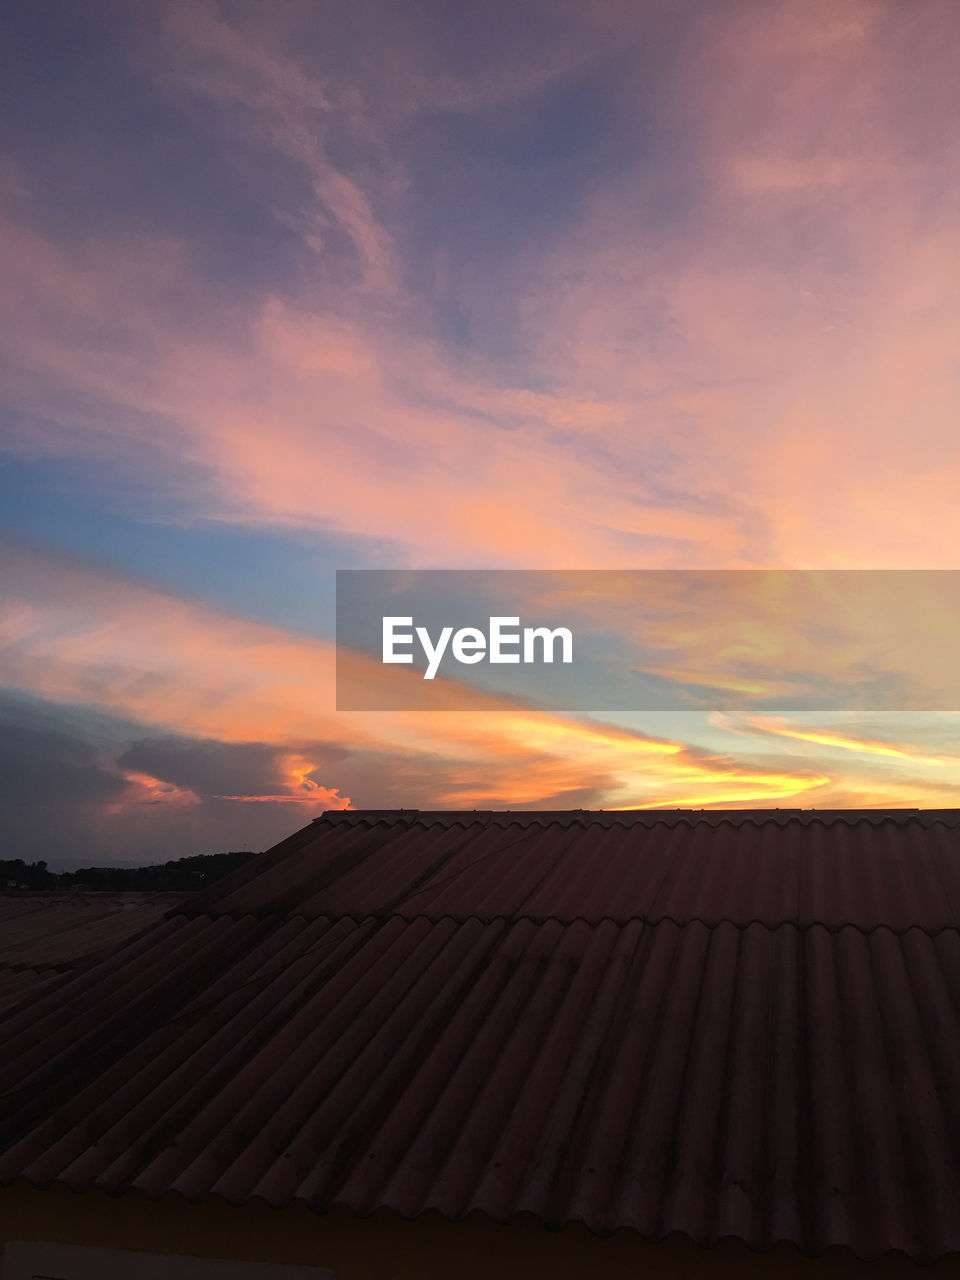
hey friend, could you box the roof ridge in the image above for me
[314,808,960,829]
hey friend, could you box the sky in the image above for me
[2,0,960,866]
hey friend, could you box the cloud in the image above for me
[0,539,839,816]
[118,738,352,808]
[4,0,953,572]
[3,0,960,856]
[5,540,960,863]
[109,770,202,812]
[0,699,354,864]
[0,712,203,864]
[0,3,763,568]
[0,720,125,806]
[712,712,960,770]
[117,737,346,798]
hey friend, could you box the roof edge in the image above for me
[312,807,960,828]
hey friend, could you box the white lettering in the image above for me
[382,617,414,663]
[523,626,573,663]
[380,617,574,678]
[489,616,521,663]
[417,625,453,680]
[452,626,486,664]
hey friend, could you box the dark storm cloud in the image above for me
[0,697,345,864]
[0,702,131,865]
[0,720,126,805]
[117,736,349,799]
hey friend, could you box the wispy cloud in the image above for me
[713,712,960,771]
[2,1,960,854]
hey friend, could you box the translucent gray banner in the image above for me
[335,570,960,711]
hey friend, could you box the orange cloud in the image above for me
[105,771,202,815]
[215,754,352,808]
[8,541,960,809]
[0,543,837,810]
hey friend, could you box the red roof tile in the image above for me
[0,893,189,971]
[2,810,960,1262]
[188,809,960,932]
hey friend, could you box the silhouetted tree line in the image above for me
[0,850,257,891]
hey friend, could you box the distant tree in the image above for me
[1,850,257,892]
[0,858,56,889]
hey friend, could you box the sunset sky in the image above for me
[2,0,960,865]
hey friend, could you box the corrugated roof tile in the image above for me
[0,893,187,970]
[3,809,960,1261]
[186,809,960,932]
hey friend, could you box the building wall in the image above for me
[0,1184,958,1280]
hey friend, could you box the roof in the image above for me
[0,892,189,1015]
[185,807,960,932]
[2,809,960,1262]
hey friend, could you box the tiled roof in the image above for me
[2,810,960,1262]
[186,808,960,932]
[0,892,189,1014]
[0,893,189,969]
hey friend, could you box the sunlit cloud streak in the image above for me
[214,752,352,807]
[712,712,960,770]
